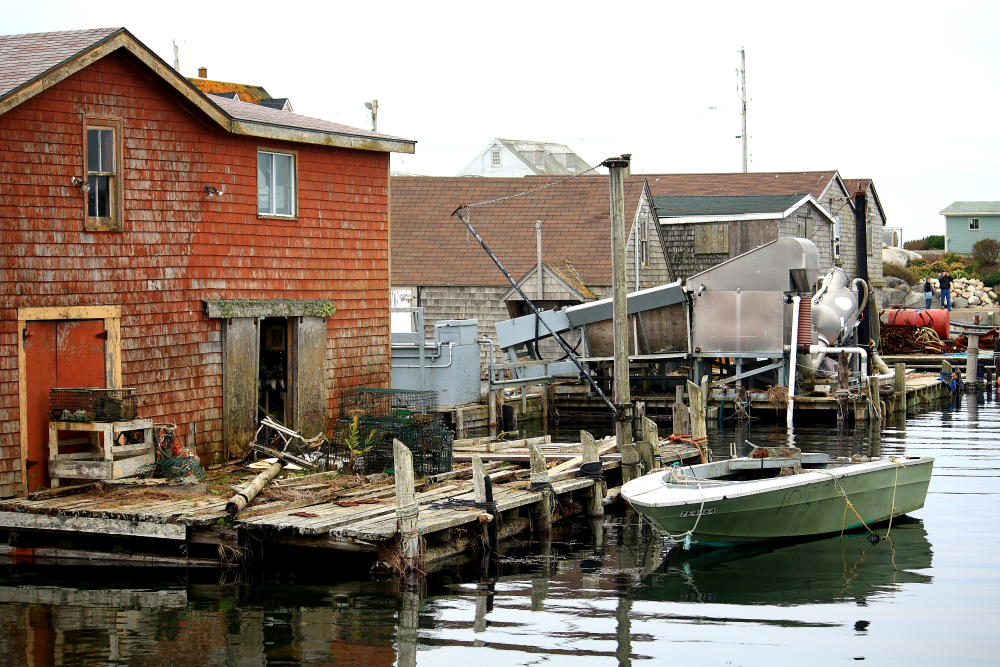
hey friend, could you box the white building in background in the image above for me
[458,138,591,177]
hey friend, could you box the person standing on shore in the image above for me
[939,271,953,310]
[923,277,934,309]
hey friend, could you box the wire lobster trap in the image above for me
[340,388,438,423]
[331,418,453,477]
[49,388,138,422]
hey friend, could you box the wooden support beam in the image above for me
[393,439,421,568]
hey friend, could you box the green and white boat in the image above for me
[621,448,934,547]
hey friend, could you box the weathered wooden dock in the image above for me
[0,425,700,572]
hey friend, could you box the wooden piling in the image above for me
[640,416,658,470]
[894,362,907,413]
[673,385,689,434]
[488,389,498,439]
[581,430,605,518]
[472,456,487,503]
[528,443,552,534]
[687,380,708,462]
[869,376,883,420]
[393,439,421,567]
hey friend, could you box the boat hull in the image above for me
[622,457,933,546]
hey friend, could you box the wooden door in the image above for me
[290,317,328,438]
[23,319,106,492]
[223,318,259,459]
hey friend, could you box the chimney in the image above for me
[198,67,208,79]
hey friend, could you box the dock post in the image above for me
[868,376,882,421]
[484,476,499,553]
[581,430,605,518]
[894,362,907,413]
[639,416,658,470]
[528,443,552,535]
[687,380,708,462]
[473,455,487,504]
[837,351,850,426]
[488,389,498,439]
[393,439,422,570]
[542,384,550,434]
[619,431,641,484]
[673,385,689,434]
[967,334,980,385]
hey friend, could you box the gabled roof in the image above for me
[390,176,647,287]
[654,194,810,217]
[497,138,592,175]
[643,171,840,200]
[940,201,1000,215]
[844,178,887,222]
[0,27,414,153]
[189,77,273,104]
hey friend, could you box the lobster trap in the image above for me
[50,388,138,422]
[329,419,453,477]
[340,388,438,423]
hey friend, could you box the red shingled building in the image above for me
[0,27,415,496]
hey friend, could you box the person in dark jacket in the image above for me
[938,272,953,310]
[923,278,933,309]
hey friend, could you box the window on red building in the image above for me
[85,120,122,231]
[258,150,297,217]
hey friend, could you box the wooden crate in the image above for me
[48,419,155,486]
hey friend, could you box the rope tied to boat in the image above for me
[656,468,707,551]
[819,457,905,543]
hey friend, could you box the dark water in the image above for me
[1,392,998,666]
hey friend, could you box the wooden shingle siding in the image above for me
[0,52,391,495]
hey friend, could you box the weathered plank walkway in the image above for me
[0,427,701,571]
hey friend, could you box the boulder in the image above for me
[884,276,909,289]
[883,246,923,267]
[882,288,909,308]
[903,291,925,308]
[953,296,969,309]
[969,295,981,306]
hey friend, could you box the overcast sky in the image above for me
[7,0,998,241]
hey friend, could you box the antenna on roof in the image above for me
[172,40,180,71]
[737,47,748,173]
[364,99,378,132]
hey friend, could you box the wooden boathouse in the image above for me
[0,27,414,497]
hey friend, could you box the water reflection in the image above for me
[638,520,933,606]
[0,392,995,666]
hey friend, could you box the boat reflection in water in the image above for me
[637,518,933,606]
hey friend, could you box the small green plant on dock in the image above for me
[344,415,378,474]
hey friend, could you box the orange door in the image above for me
[23,319,106,492]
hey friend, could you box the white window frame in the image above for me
[832,216,841,258]
[970,218,981,230]
[258,149,297,217]
[490,149,501,167]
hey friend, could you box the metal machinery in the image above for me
[390,308,482,408]
[493,238,872,421]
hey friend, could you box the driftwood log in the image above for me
[227,461,283,515]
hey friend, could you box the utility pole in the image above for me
[602,155,633,457]
[739,47,748,173]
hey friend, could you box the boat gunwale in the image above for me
[622,456,934,508]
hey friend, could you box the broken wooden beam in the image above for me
[227,461,283,515]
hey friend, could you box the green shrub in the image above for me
[971,239,1000,265]
[981,270,1000,289]
[926,235,945,250]
[883,262,918,285]
[943,252,963,263]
